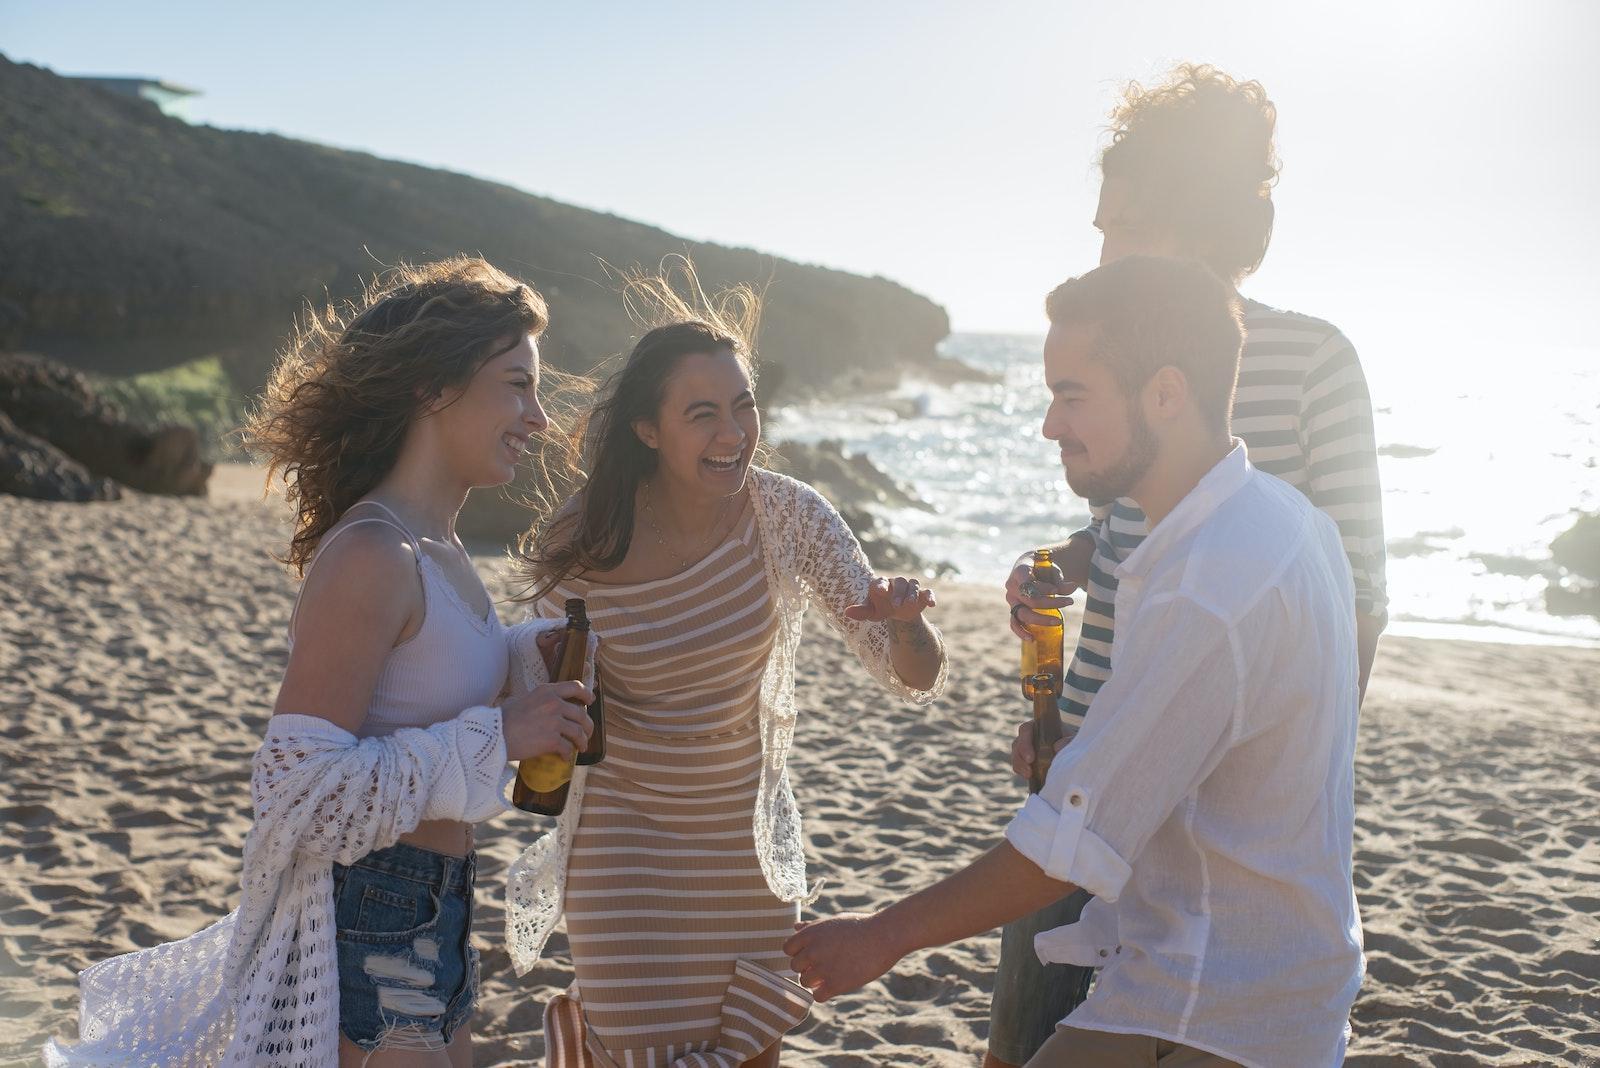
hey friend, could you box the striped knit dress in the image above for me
[538,496,814,1068]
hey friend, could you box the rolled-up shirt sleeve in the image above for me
[1005,595,1242,901]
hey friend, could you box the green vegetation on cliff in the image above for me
[0,56,949,397]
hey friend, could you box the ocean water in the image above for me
[771,332,1600,647]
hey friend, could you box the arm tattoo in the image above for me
[888,617,938,656]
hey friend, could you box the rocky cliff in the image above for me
[0,56,950,398]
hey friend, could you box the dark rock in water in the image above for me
[922,353,1001,387]
[1551,514,1600,581]
[1547,513,1600,618]
[771,440,931,513]
[836,505,954,579]
[1469,552,1546,579]
[1546,574,1600,618]
[0,353,212,499]
[0,410,119,501]
[769,440,953,577]
[1387,535,1447,559]
[1378,443,1439,459]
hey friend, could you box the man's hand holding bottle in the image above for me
[1009,717,1070,782]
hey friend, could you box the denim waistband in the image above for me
[343,841,476,895]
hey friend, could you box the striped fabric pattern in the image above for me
[539,498,813,1067]
[1059,300,1387,732]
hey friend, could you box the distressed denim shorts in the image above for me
[331,842,478,1052]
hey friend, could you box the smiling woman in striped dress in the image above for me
[510,268,947,1068]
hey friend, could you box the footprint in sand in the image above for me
[1421,836,1523,863]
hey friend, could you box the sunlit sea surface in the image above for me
[772,333,1600,647]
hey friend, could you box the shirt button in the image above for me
[1098,949,1109,958]
[1068,791,1085,808]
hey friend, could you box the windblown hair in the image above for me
[244,256,548,574]
[1102,63,1280,281]
[514,257,763,602]
[1046,257,1245,435]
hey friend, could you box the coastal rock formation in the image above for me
[771,440,953,576]
[1552,514,1600,579]
[1548,513,1600,617]
[0,409,117,502]
[771,439,934,514]
[0,353,212,500]
[1,56,950,399]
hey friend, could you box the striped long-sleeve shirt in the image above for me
[1059,299,1387,732]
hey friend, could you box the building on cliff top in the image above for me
[67,75,199,119]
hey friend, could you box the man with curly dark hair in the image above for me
[979,64,1388,1068]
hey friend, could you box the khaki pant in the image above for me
[1025,1027,1243,1067]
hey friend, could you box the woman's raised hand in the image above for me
[501,680,594,762]
[844,576,936,623]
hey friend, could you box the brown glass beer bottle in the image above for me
[1020,550,1066,794]
[513,598,595,815]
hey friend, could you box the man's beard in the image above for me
[1064,405,1159,502]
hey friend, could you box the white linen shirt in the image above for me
[1005,443,1365,1068]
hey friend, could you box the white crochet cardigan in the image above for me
[501,468,948,975]
[41,686,551,1066]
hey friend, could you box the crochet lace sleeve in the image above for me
[250,708,511,867]
[785,478,947,704]
[501,617,587,975]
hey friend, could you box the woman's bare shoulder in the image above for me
[296,521,419,627]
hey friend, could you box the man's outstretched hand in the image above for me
[784,912,905,1003]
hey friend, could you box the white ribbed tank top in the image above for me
[288,500,508,737]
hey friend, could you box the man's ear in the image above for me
[632,417,659,450]
[1146,366,1190,423]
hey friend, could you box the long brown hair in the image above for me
[1101,63,1280,282]
[244,256,549,574]
[514,258,763,601]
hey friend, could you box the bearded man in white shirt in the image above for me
[784,255,1364,1068]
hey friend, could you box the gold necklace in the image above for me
[643,481,729,569]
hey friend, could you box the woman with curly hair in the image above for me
[502,263,948,1068]
[46,257,595,1068]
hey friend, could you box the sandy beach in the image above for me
[3,479,1598,1066]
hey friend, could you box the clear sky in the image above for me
[5,0,1596,345]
